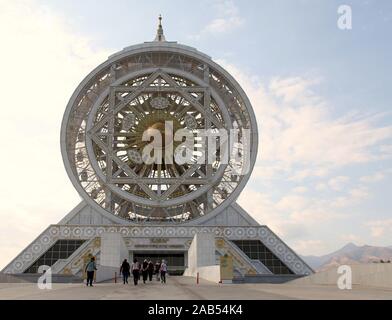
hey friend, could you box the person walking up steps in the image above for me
[131,258,140,286]
[147,259,154,281]
[160,259,167,284]
[120,259,130,284]
[142,259,148,284]
[85,257,97,287]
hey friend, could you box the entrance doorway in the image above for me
[133,252,186,275]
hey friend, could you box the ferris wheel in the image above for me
[61,19,258,224]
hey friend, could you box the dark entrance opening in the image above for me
[133,252,185,275]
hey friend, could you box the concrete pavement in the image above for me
[0,276,391,300]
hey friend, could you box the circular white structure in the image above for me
[61,21,258,224]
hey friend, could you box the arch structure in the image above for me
[3,20,313,281]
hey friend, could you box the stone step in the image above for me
[0,273,83,284]
[238,274,305,284]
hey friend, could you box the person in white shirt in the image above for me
[160,259,168,284]
[131,258,140,286]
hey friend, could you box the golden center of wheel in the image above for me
[130,110,182,153]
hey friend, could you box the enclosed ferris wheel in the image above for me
[61,17,258,224]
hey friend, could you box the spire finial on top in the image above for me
[154,14,166,42]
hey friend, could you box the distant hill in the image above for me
[301,243,392,271]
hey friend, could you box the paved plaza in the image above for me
[0,277,391,300]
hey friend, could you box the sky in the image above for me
[0,0,391,269]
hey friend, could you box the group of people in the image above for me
[120,258,168,286]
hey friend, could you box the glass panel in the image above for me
[24,239,86,273]
[231,240,293,275]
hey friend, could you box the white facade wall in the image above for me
[292,264,392,288]
[100,232,128,268]
[184,233,217,281]
[96,265,119,283]
[196,266,221,283]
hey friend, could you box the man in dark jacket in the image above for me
[147,259,154,281]
[120,259,131,284]
[142,259,149,284]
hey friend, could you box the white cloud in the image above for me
[360,172,386,183]
[333,186,370,208]
[276,194,309,212]
[269,77,322,105]
[203,0,244,34]
[238,188,344,242]
[0,0,111,269]
[292,186,308,194]
[340,234,363,245]
[237,189,308,239]
[365,219,392,238]
[218,62,392,181]
[328,176,350,191]
[291,240,325,256]
[225,60,391,254]
[204,17,243,34]
[316,183,328,191]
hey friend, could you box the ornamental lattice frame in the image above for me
[61,41,258,224]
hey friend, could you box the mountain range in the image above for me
[301,243,392,271]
